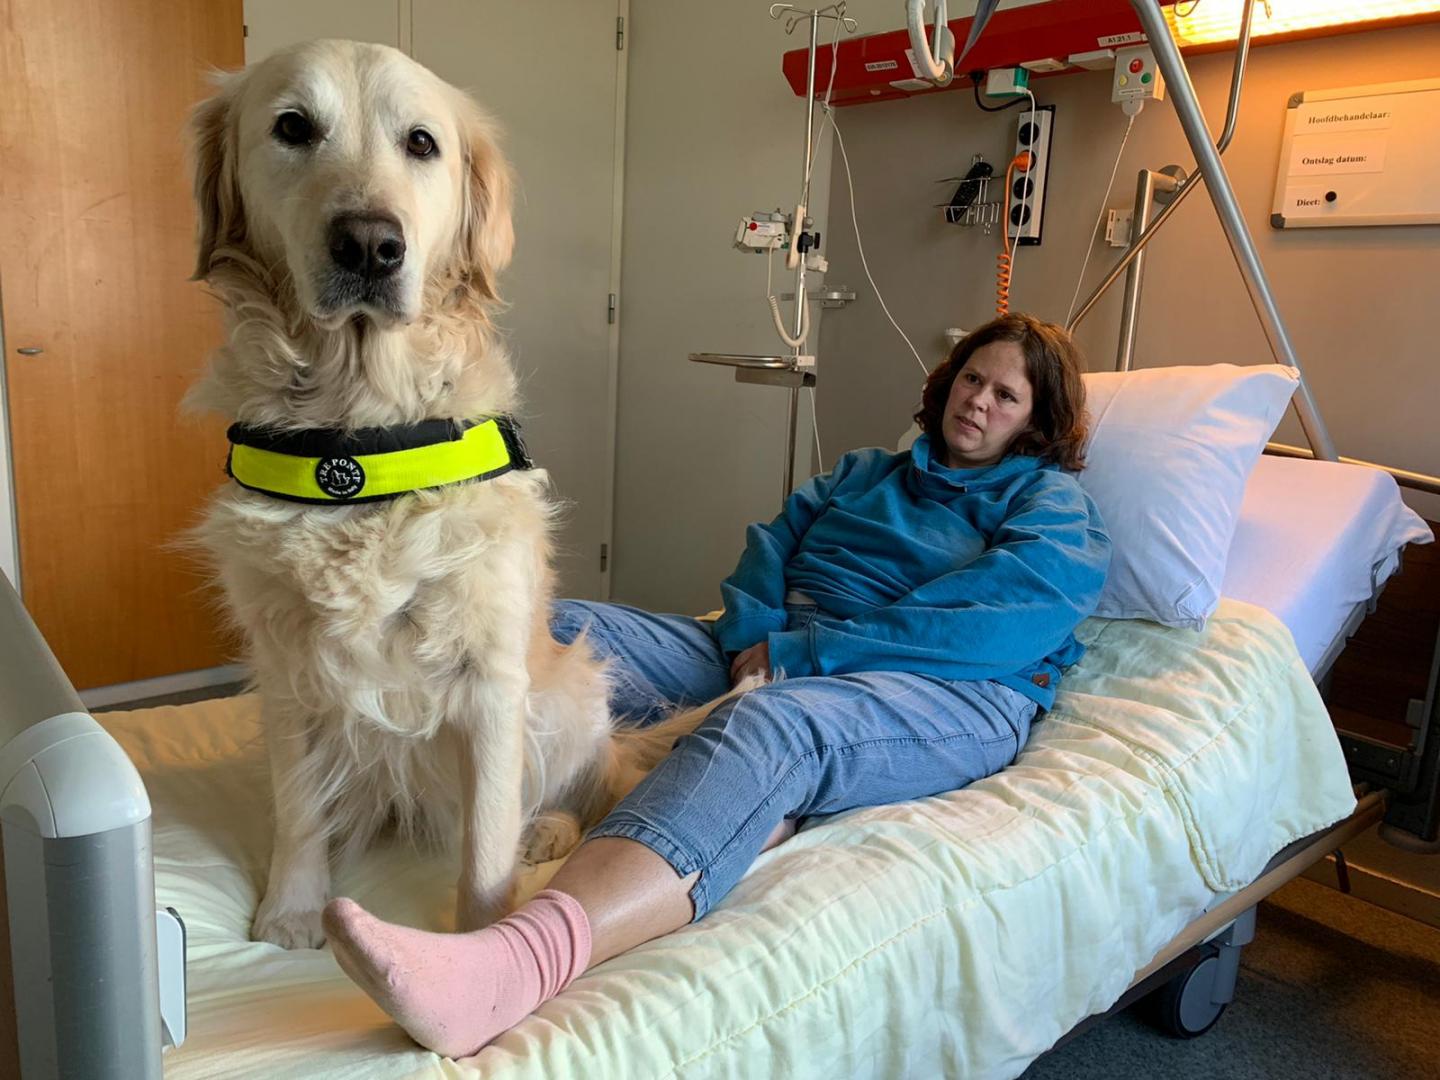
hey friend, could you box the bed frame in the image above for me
[1,2,1437,1076]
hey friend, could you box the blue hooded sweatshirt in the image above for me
[712,434,1111,709]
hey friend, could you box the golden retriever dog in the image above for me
[186,40,699,949]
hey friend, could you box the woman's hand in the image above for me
[730,642,772,685]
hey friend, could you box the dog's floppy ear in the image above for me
[189,73,245,281]
[456,99,515,302]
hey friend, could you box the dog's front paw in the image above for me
[523,811,583,864]
[253,904,326,949]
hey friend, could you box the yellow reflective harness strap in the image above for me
[227,418,521,504]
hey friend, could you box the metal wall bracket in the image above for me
[778,288,857,308]
[736,367,817,388]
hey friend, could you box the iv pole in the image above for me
[690,3,856,502]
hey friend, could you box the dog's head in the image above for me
[191,39,513,329]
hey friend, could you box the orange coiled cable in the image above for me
[996,151,1034,317]
[995,249,1012,317]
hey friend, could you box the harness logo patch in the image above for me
[315,456,366,499]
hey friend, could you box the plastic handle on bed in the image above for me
[0,712,151,838]
[158,907,188,1049]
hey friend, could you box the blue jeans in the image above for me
[550,599,1039,919]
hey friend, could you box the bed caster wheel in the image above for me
[1147,944,1229,1038]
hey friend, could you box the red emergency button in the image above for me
[748,221,758,230]
[1129,57,1144,73]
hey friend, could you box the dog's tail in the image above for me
[589,675,766,817]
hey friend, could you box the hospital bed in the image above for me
[4,1,1440,1077]
[0,454,1427,1078]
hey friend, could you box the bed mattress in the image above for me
[105,598,1355,1080]
[1221,454,1432,674]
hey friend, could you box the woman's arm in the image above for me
[712,451,870,656]
[766,474,1111,680]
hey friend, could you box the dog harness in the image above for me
[225,416,533,504]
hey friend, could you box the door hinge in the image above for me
[616,16,625,51]
[599,543,609,572]
[242,23,249,37]
[607,293,617,324]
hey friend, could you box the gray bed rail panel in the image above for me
[3,823,163,1079]
[0,571,166,1078]
[0,574,84,744]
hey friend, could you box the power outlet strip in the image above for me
[1006,104,1055,246]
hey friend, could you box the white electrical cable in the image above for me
[1065,113,1136,325]
[789,11,846,270]
[770,293,811,347]
[1004,87,1039,303]
[826,103,930,377]
[772,13,843,351]
[808,385,823,472]
[766,237,811,348]
[800,10,846,210]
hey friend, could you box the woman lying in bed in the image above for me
[322,312,1112,1057]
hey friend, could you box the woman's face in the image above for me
[939,340,1034,468]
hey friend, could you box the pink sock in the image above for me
[322,889,592,1058]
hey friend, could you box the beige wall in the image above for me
[609,1,833,613]
[814,23,1440,520]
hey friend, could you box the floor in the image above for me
[1022,875,1440,1079]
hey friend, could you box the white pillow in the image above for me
[1080,364,1299,629]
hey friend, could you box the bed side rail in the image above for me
[1261,443,1440,848]
[0,572,181,1078]
[1264,441,1440,498]
[1371,611,1440,853]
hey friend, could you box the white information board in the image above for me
[1271,78,1440,229]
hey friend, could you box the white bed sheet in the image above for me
[105,599,1356,1080]
[1221,454,1432,673]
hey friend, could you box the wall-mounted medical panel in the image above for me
[1271,78,1440,228]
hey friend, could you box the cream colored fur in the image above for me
[187,40,727,950]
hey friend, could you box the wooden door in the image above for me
[0,0,244,689]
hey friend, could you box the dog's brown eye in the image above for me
[406,128,436,158]
[273,111,315,147]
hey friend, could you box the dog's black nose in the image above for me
[328,213,406,279]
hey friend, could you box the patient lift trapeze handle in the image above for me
[904,0,954,85]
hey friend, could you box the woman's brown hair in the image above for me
[913,313,1089,471]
